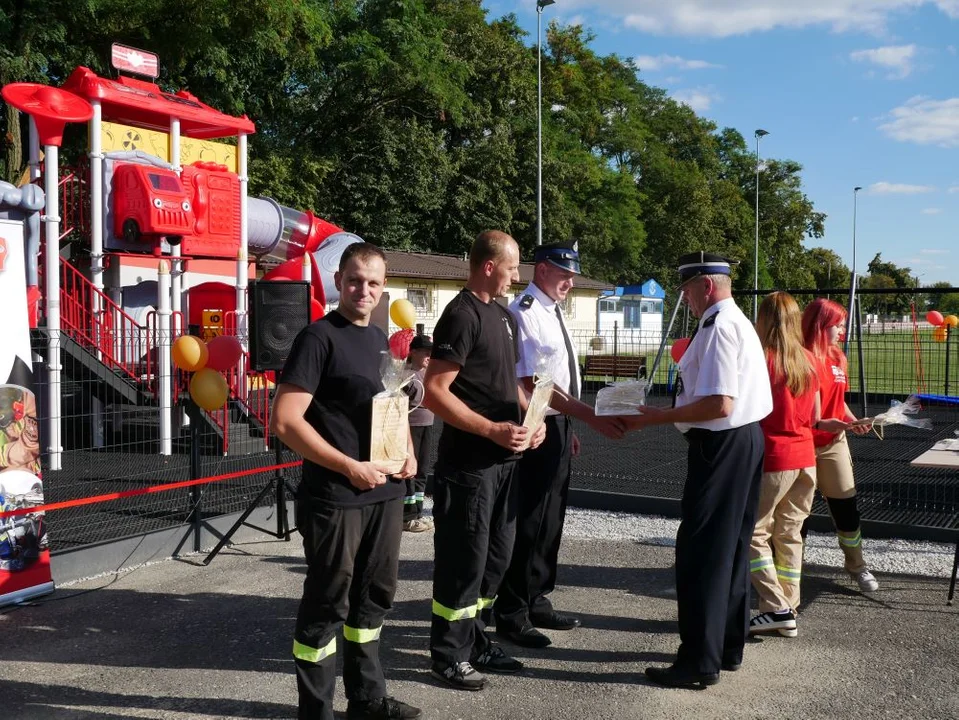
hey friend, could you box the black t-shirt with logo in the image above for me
[279,311,404,506]
[431,289,521,468]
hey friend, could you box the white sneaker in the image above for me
[850,570,879,592]
[403,518,431,533]
[749,609,798,637]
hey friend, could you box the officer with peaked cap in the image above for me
[494,242,627,648]
[627,251,772,688]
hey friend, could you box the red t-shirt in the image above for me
[812,352,849,447]
[760,351,819,472]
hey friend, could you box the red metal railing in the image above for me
[58,258,152,385]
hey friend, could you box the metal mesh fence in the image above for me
[419,286,959,534]
[33,286,959,556]
[29,327,301,553]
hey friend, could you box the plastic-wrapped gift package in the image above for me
[370,352,416,473]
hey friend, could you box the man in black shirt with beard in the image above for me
[424,230,546,692]
[272,242,421,720]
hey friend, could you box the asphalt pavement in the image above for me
[1,527,957,720]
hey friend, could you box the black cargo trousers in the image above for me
[429,458,518,666]
[293,491,403,720]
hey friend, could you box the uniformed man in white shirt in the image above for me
[494,242,627,649]
[628,251,772,689]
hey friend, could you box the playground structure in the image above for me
[1,50,365,469]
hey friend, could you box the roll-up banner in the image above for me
[0,217,54,606]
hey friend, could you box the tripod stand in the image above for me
[203,398,296,565]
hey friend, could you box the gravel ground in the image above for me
[560,507,959,579]
[2,507,955,720]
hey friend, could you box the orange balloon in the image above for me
[190,368,230,410]
[944,315,959,328]
[932,326,948,343]
[926,310,944,327]
[670,338,691,363]
[172,335,208,371]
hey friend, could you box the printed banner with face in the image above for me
[0,217,54,607]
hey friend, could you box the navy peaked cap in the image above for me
[677,251,740,284]
[534,241,581,274]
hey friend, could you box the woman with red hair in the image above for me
[801,298,879,593]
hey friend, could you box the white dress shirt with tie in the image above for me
[508,283,581,417]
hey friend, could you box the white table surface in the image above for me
[910,447,959,469]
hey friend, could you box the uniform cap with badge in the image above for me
[534,242,582,275]
[676,251,739,287]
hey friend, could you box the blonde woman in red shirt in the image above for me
[749,293,848,638]
[802,298,879,593]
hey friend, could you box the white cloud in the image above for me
[637,54,722,71]
[867,182,936,194]
[565,14,586,27]
[949,186,959,193]
[551,1,959,38]
[949,45,958,55]
[920,207,943,214]
[921,248,950,254]
[849,44,917,79]
[671,87,721,113]
[851,116,860,123]
[879,97,959,147]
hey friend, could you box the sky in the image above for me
[483,0,959,286]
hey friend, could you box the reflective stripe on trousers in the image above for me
[293,636,337,664]
[343,624,382,644]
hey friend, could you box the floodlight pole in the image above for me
[845,186,862,356]
[536,0,556,246]
[753,129,768,322]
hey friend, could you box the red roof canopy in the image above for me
[61,67,255,140]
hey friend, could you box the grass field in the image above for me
[577,328,959,400]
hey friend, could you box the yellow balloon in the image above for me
[172,335,208,371]
[944,314,959,328]
[390,299,417,329]
[190,368,229,411]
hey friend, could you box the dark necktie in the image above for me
[555,305,580,400]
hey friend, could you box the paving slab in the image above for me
[1,528,957,720]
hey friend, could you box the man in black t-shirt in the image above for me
[424,230,546,692]
[272,243,421,720]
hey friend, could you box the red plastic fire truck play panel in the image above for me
[180,162,241,258]
[113,164,192,245]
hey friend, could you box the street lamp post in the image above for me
[753,128,769,322]
[536,0,555,246]
[845,186,862,355]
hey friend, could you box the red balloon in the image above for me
[205,335,244,371]
[670,337,691,363]
[926,310,945,327]
[389,328,416,360]
[310,298,323,321]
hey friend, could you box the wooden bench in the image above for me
[582,354,647,393]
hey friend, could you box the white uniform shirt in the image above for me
[674,297,772,433]
[508,283,581,417]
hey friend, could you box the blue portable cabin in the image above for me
[595,279,665,351]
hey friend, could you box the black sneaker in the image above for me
[749,610,797,638]
[472,645,524,674]
[431,660,486,691]
[346,697,422,719]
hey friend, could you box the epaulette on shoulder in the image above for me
[703,310,720,328]
[519,294,535,309]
